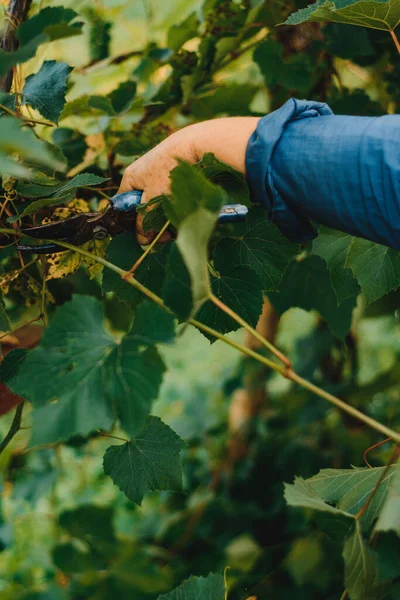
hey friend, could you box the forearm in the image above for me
[186,117,261,174]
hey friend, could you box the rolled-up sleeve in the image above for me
[245,97,400,250]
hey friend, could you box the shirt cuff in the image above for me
[245,97,334,243]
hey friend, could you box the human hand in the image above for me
[118,116,260,244]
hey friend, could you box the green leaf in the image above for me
[0,8,82,76]
[165,162,226,227]
[0,117,64,178]
[311,227,360,304]
[103,416,184,505]
[301,465,400,530]
[167,12,199,51]
[52,541,104,573]
[254,40,313,93]
[164,163,226,308]
[343,521,387,600]
[102,233,169,310]
[0,348,28,385]
[22,61,73,124]
[158,573,225,600]
[18,191,75,218]
[196,263,263,341]
[376,466,400,536]
[8,296,173,445]
[60,94,114,119]
[59,505,115,543]
[284,0,400,32]
[17,7,82,45]
[200,152,250,206]
[214,207,299,293]
[189,84,259,118]
[162,243,193,321]
[284,476,355,518]
[108,80,137,114]
[269,256,356,339]
[345,238,400,305]
[51,128,87,170]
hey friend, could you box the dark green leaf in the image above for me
[345,238,400,305]
[284,476,355,518]
[8,296,171,444]
[51,128,87,170]
[22,61,73,124]
[103,416,184,505]
[167,12,199,51]
[269,256,356,339]
[311,227,360,304]
[102,233,169,310]
[52,541,104,573]
[162,243,193,321]
[59,505,115,543]
[108,80,137,114]
[214,206,299,293]
[17,7,81,45]
[189,84,258,118]
[18,191,75,218]
[0,348,28,385]
[196,263,263,341]
[158,573,225,600]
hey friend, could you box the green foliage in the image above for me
[158,573,225,600]
[21,61,73,124]
[1,1,400,599]
[284,0,400,32]
[103,416,185,505]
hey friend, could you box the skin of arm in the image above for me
[117,117,260,244]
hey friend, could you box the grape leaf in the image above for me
[300,465,399,530]
[284,0,400,32]
[164,162,226,308]
[17,7,82,45]
[311,227,360,305]
[376,466,400,536]
[103,416,184,505]
[254,40,313,93]
[59,505,115,543]
[8,297,174,445]
[22,61,73,124]
[167,12,199,51]
[162,243,193,321]
[158,573,225,600]
[108,80,137,114]
[343,522,387,600]
[60,95,114,119]
[284,476,355,518]
[0,117,64,178]
[345,238,400,305]
[214,207,299,293]
[196,263,263,341]
[0,8,82,76]
[51,128,88,170]
[269,256,356,339]
[102,233,169,310]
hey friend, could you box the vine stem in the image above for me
[210,293,291,367]
[0,402,24,455]
[339,590,348,600]
[390,29,400,54]
[123,220,171,279]
[1,228,400,444]
[0,103,54,126]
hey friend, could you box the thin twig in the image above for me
[0,402,24,455]
[123,220,170,279]
[363,437,392,469]
[210,293,291,367]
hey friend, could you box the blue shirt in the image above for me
[245,98,400,249]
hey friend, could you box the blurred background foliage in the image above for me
[1,0,400,598]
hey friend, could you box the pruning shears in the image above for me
[9,191,248,254]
